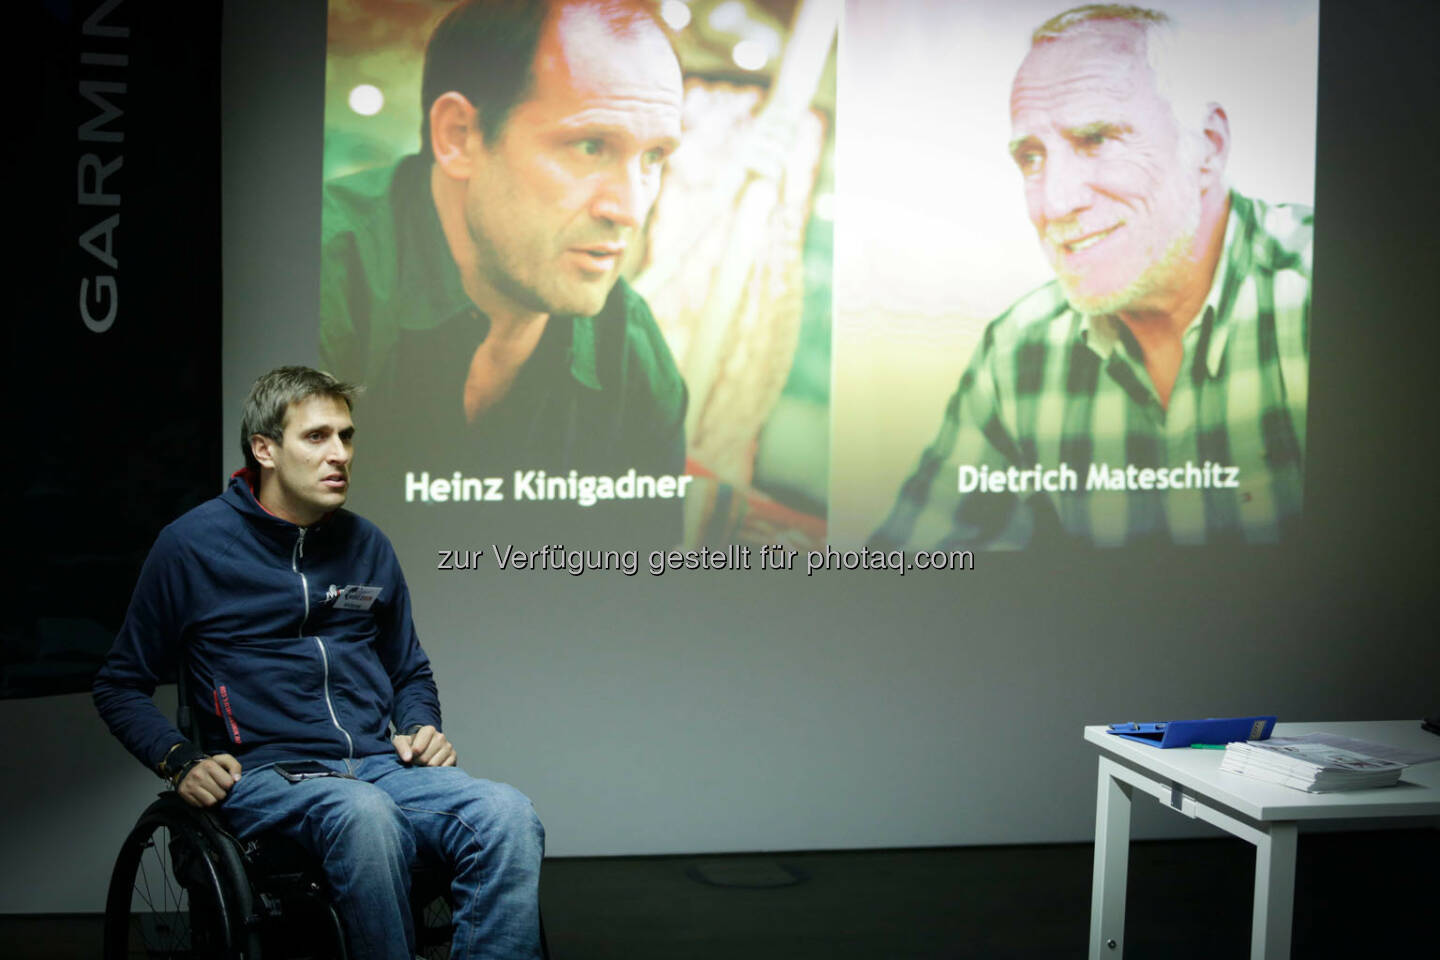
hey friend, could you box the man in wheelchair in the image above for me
[94,366,545,959]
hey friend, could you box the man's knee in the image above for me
[455,780,544,860]
[490,783,545,850]
[312,783,417,865]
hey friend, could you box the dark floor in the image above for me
[7,828,1435,958]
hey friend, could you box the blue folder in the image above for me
[1106,715,1276,748]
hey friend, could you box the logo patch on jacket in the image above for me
[325,584,382,610]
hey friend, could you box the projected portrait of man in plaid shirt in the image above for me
[870,4,1310,550]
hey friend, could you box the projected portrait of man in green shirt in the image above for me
[870,3,1311,550]
[321,0,688,545]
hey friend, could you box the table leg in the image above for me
[1090,757,1133,959]
[1250,821,1297,960]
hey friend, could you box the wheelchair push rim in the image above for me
[103,794,257,960]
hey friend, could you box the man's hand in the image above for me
[177,754,242,808]
[394,725,457,767]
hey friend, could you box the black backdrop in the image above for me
[8,0,221,699]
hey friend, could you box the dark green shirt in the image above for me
[320,155,687,545]
[870,191,1310,550]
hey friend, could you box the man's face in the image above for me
[1008,22,1202,314]
[258,394,355,526]
[461,5,684,320]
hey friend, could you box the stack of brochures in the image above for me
[1219,733,1432,792]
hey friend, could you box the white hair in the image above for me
[1032,5,1219,150]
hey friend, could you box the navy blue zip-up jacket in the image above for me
[93,472,441,773]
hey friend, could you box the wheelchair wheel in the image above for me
[103,794,259,960]
[410,866,453,960]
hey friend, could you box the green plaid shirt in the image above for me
[870,191,1311,550]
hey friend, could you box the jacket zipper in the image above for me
[293,527,354,759]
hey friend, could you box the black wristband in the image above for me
[171,754,208,788]
[157,741,207,784]
[399,723,426,738]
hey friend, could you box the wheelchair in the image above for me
[102,789,456,959]
[100,670,536,959]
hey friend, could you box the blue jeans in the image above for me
[220,753,544,960]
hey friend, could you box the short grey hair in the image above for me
[1030,5,1215,146]
[1032,3,1170,43]
[240,366,361,472]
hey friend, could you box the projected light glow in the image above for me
[731,38,768,70]
[347,83,383,116]
[708,1,745,32]
[660,0,691,31]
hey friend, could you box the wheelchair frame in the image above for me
[101,664,458,959]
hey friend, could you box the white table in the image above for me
[1085,720,1440,959]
